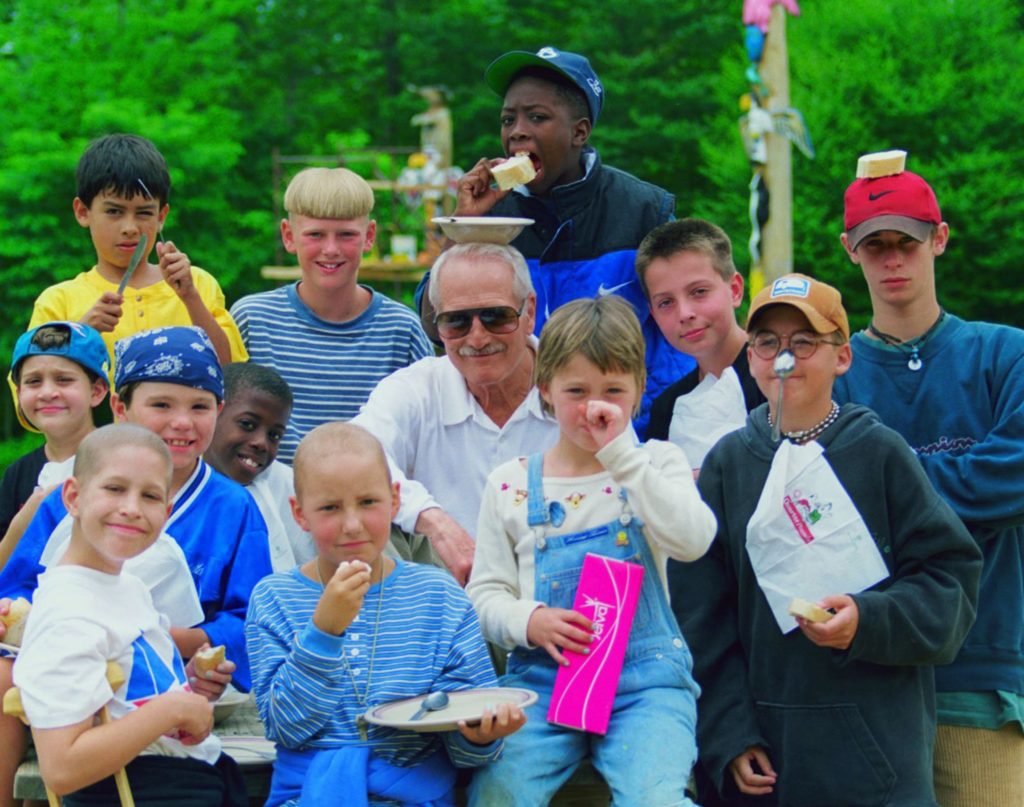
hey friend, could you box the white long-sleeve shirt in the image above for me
[467,430,717,649]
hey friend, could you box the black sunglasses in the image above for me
[434,304,524,339]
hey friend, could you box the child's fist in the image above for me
[81,292,124,332]
[580,400,628,449]
[157,240,193,297]
[526,606,594,667]
[313,560,372,636]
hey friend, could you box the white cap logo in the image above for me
[770,277,810,299]
[538,47,559,59]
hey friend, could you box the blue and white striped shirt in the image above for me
[245,561,501,771]
[231,284,432,463]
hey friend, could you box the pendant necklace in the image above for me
[317,557,386,741]
[867,308,946,372]
[768,401,841,445]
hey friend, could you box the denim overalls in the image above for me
[469,454,700,807]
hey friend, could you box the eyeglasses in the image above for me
[749,331,843,361]
[434,304,524,339]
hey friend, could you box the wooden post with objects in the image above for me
[760,4,793,283]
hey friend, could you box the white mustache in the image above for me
[458,343,507,358]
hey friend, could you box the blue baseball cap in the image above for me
[12,322,109,381]
[485,46,604,125]
[10,321,110,433]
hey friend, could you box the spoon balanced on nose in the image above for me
[771,349,796,443]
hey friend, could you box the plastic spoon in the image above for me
[771,349,796,442]
[409,691,449,721]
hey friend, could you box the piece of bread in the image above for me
[491,153,536,190]
[194,645,226,676]
[0,597,31,646]
[787,597,833,624]
[856,150,907,179]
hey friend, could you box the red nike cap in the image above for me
[843,170,942,250]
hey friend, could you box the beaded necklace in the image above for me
[317,557,386,740]
[768,401,841,445]
[867,308,946,372]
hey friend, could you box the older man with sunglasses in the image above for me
[353,243,559,584]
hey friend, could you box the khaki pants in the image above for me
[933,723,1024,807]
[385,524,443,567]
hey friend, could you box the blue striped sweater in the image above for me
[231,284,432,463]
[245,560,501,771]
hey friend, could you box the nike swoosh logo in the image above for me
[597,280,632,296]
[868,191,895,201]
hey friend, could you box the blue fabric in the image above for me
[114,325,224,401]
[269,745,456,807]
[0,461,270,691]
[834,315,1024,698]
[12,321,109,381]
[469,454,698,805]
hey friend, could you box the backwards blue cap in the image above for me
[485,46,604,125]
[10,321,110,433]
[114,326,224,401]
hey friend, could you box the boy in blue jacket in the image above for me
[419,46,693,435]
[836,156,1024,806]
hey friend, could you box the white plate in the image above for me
[431,217,533,245]
[0,642,19,656]
[213,689,249,725]
[363,687,538,733]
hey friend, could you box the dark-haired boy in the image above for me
[638,219,765,468]
[418,47,693,435]
[835,159,1024,806]
[29,133,246,369]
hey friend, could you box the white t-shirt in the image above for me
[247,461,314,569]
[13,565,220,764]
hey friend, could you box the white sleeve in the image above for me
[352,373,440,533]
[14,616,111,729]
[597,432,717,562]
[466,476,542,649]
[123,535,204,628]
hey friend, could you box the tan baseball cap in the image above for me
[746,274,850,341]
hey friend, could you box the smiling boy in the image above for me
[834,159,1024,806]
[417,46,692,436]
[638,219,766,467]
[28,133,245,370]
[231,167,431,463]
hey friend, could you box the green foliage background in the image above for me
[0,0,1021,443]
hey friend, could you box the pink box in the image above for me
[547,553,644,734]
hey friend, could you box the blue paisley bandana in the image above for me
[114,326,224,401]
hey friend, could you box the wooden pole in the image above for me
[760,4,793,282]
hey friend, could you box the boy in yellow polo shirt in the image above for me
[28,133,246,372]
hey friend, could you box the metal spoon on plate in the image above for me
[409,691,449,721]
[771,349,796,443]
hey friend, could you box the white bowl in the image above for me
[213,689,250,725]
[432,217,533,245]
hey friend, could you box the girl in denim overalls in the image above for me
[467,297,717,806]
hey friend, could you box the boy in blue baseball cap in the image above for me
[417,46,693,436]
[1,322,110,551]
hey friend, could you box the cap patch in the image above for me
[770,277,810,299]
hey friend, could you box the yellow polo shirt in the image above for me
[28,266,248,374]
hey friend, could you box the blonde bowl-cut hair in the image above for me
[284,167,375,220]
[535,296,647,416]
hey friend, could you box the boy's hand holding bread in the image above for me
[313,560,372,636]
[455,153,536,217]
[0,596,31,646]
[186,643,236,701]
[793,594,860,650]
